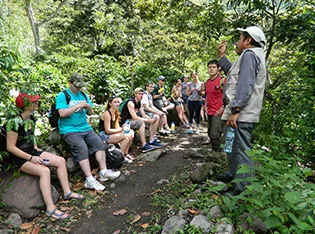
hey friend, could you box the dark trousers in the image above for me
[207,115,225,151]
[188,100,202,125]
[225,122,255,191]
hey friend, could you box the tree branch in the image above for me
[37,0,67,27]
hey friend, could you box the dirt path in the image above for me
[70,125,209,234]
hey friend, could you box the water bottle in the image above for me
[171,122,175,132]
[123,120,131,135]
[224,127,235,153]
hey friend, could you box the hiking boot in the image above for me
[149,139,164,148]
[99,170,121,182]
[84,178,105,191]
[142,143,155,153]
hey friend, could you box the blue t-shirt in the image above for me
[55,88,93,134]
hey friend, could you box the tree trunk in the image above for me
[25,0,41,55]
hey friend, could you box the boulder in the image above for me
[162,216,186,234]
[190,214,213,233]
[0,171,58,218]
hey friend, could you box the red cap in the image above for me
[15,93,41,108]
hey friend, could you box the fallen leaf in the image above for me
[130,170,136,173]
[141,223,149,229]
[31,226,41,234]
[20,223,34,230]
[113,209,127,216]
[138,163,143,167]
[59,206,71,212]
[91,168,99,175]
[86,210,93,218]
[150,189,161,195]
[113,230,121,234]
[141,211,151,216]
[73,181,84,190]
[131,214,141,223]
[186,208,199,214]
[211,194,220,199]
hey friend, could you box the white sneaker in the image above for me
[99,170,121,181]
[195,129,200,135]
[123,157,133,164]
[84,178,105,191]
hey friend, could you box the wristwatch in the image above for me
[231,107,241,114]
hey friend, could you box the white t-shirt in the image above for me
[141,91,153,107]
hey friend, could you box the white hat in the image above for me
[237,26,267,47]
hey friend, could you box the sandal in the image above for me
[63,191,86,201]
[46,208,71,220]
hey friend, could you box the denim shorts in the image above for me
[99,131,110,144]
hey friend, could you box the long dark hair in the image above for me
[105,95,121,128]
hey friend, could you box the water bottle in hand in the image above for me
[224,127,235,153]
[123,120,131,135]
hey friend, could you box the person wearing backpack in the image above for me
[99,95,134,163]
[56,73,120,191]
[5,93,84,220]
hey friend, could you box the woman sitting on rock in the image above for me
[99,95,134,163]
[5,93,84,221]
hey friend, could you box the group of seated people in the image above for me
[2,72,199,221]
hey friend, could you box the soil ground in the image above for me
[69,123,210,234]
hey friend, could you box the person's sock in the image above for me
[86,176,94,181]
[100,169,107,175]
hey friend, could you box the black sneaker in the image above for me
[215,172,234,183]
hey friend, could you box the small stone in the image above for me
[5,213,22,228]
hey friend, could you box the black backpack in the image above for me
[49,90,87,128]
[105,144,124,169]
[0,126,6,152]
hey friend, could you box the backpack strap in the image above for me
[62,90,71,104]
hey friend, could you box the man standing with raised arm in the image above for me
[217,26,267,195]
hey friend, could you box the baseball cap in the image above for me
[158,75,165,81]
[237,26,267,47]
[15,93,41,108]
[68,73,87,88]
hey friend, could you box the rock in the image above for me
[190,214,213,233]
[190,162,217,183]
[239,213,267,234]
[205,151,226,164]
[5,213,22,228]
[0,229,13,234]
[114,173,126,183]
[209,205,222,219]
[66,156,80,173]
[215,218,235,234]
[0,171,58,218]
[155,179,170,187]
[207,180,228,192]
[162,216,186,234]
[178,209,189,219]
[138,149,165,162]
[185,150,205,159]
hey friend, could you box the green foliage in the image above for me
[221,150,315,233]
